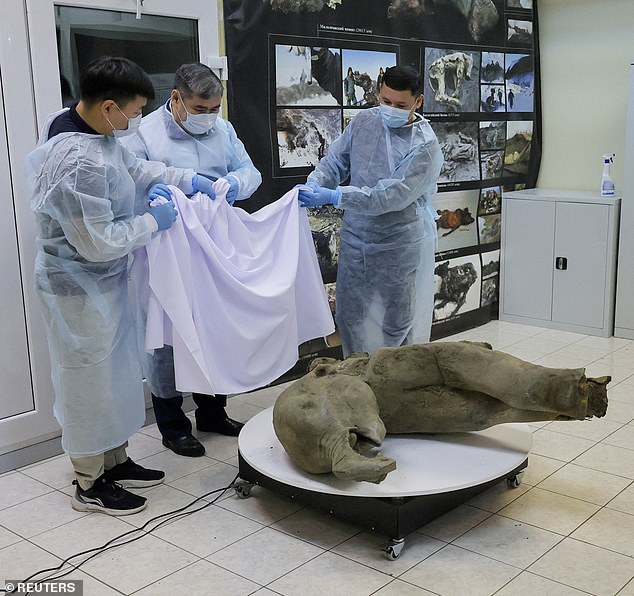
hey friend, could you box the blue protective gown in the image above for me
[308,107,443,357]
[123,100,262,200]
[121,100,262,397]
[26,108,196,457]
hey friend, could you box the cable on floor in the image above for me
[1,472,242,595]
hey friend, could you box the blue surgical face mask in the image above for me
[379,103,413,128]
[176,92,218,135]
[108,103,142,138]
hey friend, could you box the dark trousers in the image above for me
[152,393,227,440]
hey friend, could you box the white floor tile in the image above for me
[528,537,634,595]
[417,504,491,542]
[133,559,260,595]
[0,472,53,510]
[571,507,634,557]
[79,534,197,593]
[20,455,75,490]
[530,428,595,462]
[399,544,520,596]
[498,487,599,535]
[453,514,563,567]
[372,579,437,595]
[332,530,444,575]
[152,502,262,557]
[0,490,85,538]
[0,540,62,588]
[270,506,361,549]
[217,485,303,525]
[206,526,323,584]
[495,571,591,595]
[537,463,632,505]
[267,551,390,596]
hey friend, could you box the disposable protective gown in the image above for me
[308,107,443,357]
[123,100,262,200]
[26,108,195,457]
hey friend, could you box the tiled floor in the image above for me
[3,320,634,595]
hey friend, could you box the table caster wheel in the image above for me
[380,538,405,560]
[233,480,253,498]
[507,470,524,488]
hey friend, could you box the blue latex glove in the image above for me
[191,174,216,200]
[221,176,239,205]
[148,201,178,231]
[298,183,341,208]
[147,183,173,204]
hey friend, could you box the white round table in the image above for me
[236,408,532,559]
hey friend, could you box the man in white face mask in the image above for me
[123,62,262,457]
[297,65,444,359]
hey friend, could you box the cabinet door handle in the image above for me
[555,256,568,270]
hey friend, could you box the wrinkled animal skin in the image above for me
[273,342,610,483]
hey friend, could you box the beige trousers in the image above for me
[70,442,128,490]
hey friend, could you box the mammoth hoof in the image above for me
[585,375,611,418]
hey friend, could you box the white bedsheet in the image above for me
[136,182,334,394]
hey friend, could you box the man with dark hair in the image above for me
[26,56,205,515]
[297,65,443,357]
[123,62,262,457]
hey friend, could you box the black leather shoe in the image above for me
[162,434,205,457]
[196,416,244,436]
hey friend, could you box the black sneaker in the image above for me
[104,458,165,488]
[71,476,147,516]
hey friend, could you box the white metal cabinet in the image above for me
[500,189,620,337]
[615,60,634,339]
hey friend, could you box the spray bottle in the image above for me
[601,153,616,197]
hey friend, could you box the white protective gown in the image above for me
[132,183,335,395]
[26,108,195,457]
[122,100,262,200]
[308,107,444,357]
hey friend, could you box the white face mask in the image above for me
[379,103,413,128]
[108,103,142,138]
[176,92,218,135]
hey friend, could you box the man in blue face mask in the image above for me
[122,63,262,457]
[297,65,444,358]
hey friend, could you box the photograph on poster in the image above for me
[424,48,481,113]
[480,84,506,112]
[341,48,397,107]
[387,0,503,44]
[478,212,502,244]
[434,121,481,183]
[276,107,341,168]
[481,277,498,307]
[480,150,505,180]
[508,19,533,47]
[307,207,342,284]
[479,186,502,215]
[324,282,336,314]
[505,53,534,112]
[433,255,481,321]
[275,45,342,106]
[480,120,506,150]
[343,108,362,129]
[481,52,505,84]
[504,120,533,176]
[507,0,533,9]
[433,190,479,252]
[481,249,500,307]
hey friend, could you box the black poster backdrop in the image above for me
[224,0,540,349]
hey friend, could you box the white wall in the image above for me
[537,0,634,192]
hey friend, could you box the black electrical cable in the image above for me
[1,473,241,595]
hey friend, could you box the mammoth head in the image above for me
[273,362,396,483]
